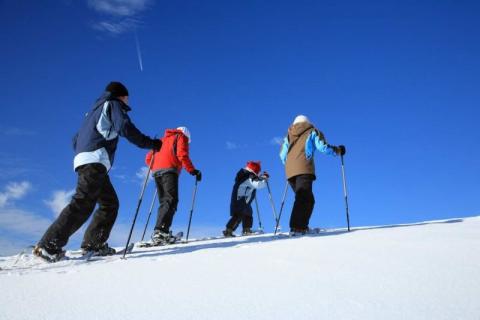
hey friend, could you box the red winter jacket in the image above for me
[145,129,196,174]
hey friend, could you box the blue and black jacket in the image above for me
[230,168,267,216]
[72,91,156,171]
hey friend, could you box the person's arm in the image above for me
[279,137,289,164]
[305,130,336,159]
[246,177,267,190]
[109,100,160,150]
[176,134,195,173]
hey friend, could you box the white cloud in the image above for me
[88,0,153,35]
[0,126,37,136]
[0,208,52,239]
[270,136,284,146]
[88,0,152,17]
[0,181,31,208]
[44,189,75,218]
[91,18,138,35]
[136,166,152,183]
[226,141,238,150]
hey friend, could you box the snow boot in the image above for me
[152,230,171,245]
[289,227,320,236]
[242,228,254,236]
[223,229,236,237]
[289,227,308,236]
[32,245,66,263]
[82,243,116,257]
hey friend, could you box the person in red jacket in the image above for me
[145,126,201,245]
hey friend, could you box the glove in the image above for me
[152,139,162,152]
[260,171,270,180]
[191,169,202,182]
[334,145,346,156]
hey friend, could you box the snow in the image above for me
[1,217,479,320]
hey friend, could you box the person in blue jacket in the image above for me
[279,115,345,235]
[223,161,269,237]
[34,82,161,262]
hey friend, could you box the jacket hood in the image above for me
[94,91,132,112]
[235,168,255,183]
[288,122,314,144]
[164,129,184,137]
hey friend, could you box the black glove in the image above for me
[151,139,162,152]
[260,171,270,180]
[335,145,346,156]
[191,169,202,182]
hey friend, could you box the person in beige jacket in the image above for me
[279,115,345,235]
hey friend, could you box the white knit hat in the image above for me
[177,126,191,143]
[293,115,310,125]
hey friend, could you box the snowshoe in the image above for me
[137,231,183,248]
[289,227,322,236]
[151,230,171,246]
[82,242,116,257]
[223,229,236,238]
[32,246,66,263]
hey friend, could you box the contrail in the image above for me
[134,29,144,72]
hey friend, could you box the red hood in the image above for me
[164,129,183,137]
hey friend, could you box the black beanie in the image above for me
[105,81,129,97]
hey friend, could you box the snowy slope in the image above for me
[1,217,479,320]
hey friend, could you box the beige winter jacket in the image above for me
[284,122,327,179]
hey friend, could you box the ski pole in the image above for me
[265,180,280,230]
[340,155,351,232]
[140,188,158,242]
[274,181,289,235]
[254,197,263,231]
[185,179,199,243]
[122,152,155,258]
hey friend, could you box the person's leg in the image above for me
[289,175,315,230]
[81,174,119,249]
[288,176,299,230]
[153,175,166,231]
[37,164,108,253]
[161,172,178,232]
[226,213,242,231]
[242,206,254,233]
[300,176,315,228]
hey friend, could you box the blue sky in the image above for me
[0,0,479,255]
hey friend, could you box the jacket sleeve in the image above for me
[145,150,154,167]
[306,130,336,159]
[176,134,196,173]
[246,177,267,190]
[279,137,289,165]
[109,101,157,149]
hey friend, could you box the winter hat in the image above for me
[105,81,129,97]
[293,115,310,125]
[245,161,261,175]
[177,126,191,143]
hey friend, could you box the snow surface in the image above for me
[1,217,479,320]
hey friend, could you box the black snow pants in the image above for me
[226,206,253,231]
[153,172,179,233]
[38,163,119,253]
[288,174,315,230]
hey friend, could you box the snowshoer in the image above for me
[34,82,162,262]
[279,115,345,235]
[145,127,201,245]
[223,161,269,237]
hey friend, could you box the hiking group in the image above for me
[33,81,346,262]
